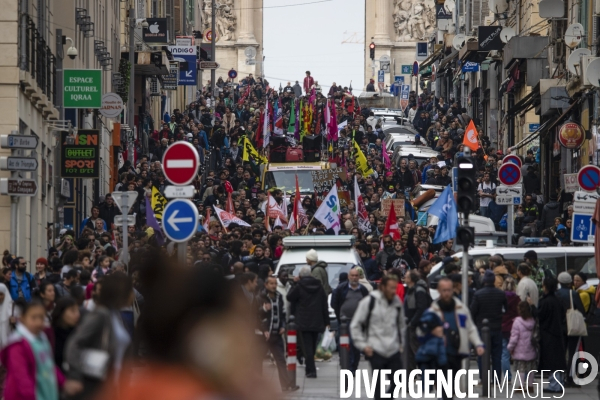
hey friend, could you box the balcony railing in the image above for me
[19,15,57,106]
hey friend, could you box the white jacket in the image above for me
[350,290,406,358]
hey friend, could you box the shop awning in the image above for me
[419,47,444,70]
[438,50,459,70]
[506,89,538,117]
[121,51,170,76]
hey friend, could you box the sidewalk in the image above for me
[263,355,599,399]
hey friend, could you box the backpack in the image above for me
[362,295,402,344]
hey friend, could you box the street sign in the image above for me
[0,135,39,149]
[114,215,136,226]
[99,93,123,118]
[412,61,419,76]
[246,59,257,65]
[175,36,193,46]
[394,76,404,84]
[168,46,197,85]
[164,185,195,198]
[578,165,600,192]
[162,199,199,242]
[163,62,179,90]
[377,70,385,83]
[571,213,597,243]
[0,157,38,171]
[399,84,410,109]
[564,173,578,193]
[573,202,596,214]
[202,28,219,43]
[199,61,220,69]
[462,61,480,73]
[496,196,522,205]
[529,123,540,132]
[63,69,102,108]
[416,42,428,60]
[0,178,38,196]
[110,191,139,212]
[497,185,522,197]
[502,155,522,168]
[498,163,521,186]
[574,191,600,203]
[162,141,200,186]
[228,69,238,79]
[401,65,412,74]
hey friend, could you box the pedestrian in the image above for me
[51,297,81,374]
[429,278,484,400]
[286,266,329,378]
[259,276,299,392]
[415,311,447,393]
[516,263,539,306]
[404,270,432,373]
[523,250,552,293]
[501,277,520,382]
[573,272,596,314]
[507,301,538,390]
[8,257,37,302]
[34,258,49,287]
[331,268,369,372]
[540,194,561,231]
[306,249,331,295]
[536,276,566,393]
[0,299,68,400]
[276,270,291,321]
[350,275,405,400]
[54,270,78,300]
[470,270,507,379]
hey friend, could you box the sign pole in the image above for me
[507,203,514,246]
[128,7,136,164]
[178,241,187,266]
[121,193,130,266]
[211,0,216,96]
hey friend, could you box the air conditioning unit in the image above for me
[484,16,494,26]
[581,56,599,86]
[149,78,160,96]
[135,43,143,51]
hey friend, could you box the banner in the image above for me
[61,129,100,178]
[352,141,375,177]
[242,136,268,164]
[151,186,168,224]
[380,199,406,218]
[313,185,341,234]
[213,205,251,228]
[355,176,370,233]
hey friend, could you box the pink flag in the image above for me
[382,142,392,170]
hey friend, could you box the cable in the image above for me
[228,0,333,10]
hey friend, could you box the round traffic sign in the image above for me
[412,61,419,76]
[203,28,219,43]
[498,163,522,186]
[502,155,522,168]
[162,199,199,243]
[577,165,600,192]
[228,69,237,79]
[162,141,200,186]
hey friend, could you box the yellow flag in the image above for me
[243,136,268,164]
[151,186,168,223]
[353,141,375,177]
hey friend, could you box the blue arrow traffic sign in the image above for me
[571,213,597,243]
[162,199,199,242]
[498,163,521,186]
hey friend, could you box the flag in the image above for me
[382,142,392,170]
[314,185,341,234]
[463,120,480,151]
[274,216,283,228]
[354,176,370,233]
[151,186,168,224]
[145,197,165,246]
[428,185,459,244]
[294,99,300,139]
[383,202,401,240]
[213,206,251,228]
[242,136,268,164]
[265,214,272,233]
[225,192,235,214]
[274,107,284,135]
[288,98,296,134]
[263,103,271,148]
[288,175,307,232]
[352,140,375,177]
[267,191,287,223]
[328,99,338,141]
[202,208,211,232]
[256,111,264,149]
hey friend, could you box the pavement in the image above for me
[263,355,600,399]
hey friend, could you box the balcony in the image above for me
[19,15,58,119]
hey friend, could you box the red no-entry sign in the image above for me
[162,141,200,186]
[498,163,521,186]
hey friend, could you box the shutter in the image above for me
[174,0,181,35]
[472,0,482,29]
[166,0,174,41]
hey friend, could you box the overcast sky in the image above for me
[263,0,365,94]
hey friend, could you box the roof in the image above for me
[277,248,361,267]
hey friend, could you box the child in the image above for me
[416,311,447,393]
[507,301,537,390]
[0,299,64,400]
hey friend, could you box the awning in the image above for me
[419,47,444,69]
[506,90,537,117]
[438,50,459,70]
[121,51,170,75]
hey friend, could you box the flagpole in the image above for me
[303,215,316,235]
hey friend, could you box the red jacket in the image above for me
[303,76,314,93]
[0,332,64,400]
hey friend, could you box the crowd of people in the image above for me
[0,70,594,400]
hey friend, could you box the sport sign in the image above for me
[162,141,199,186]
[577,165,600,192]
[498,163,521,186]
[61,130,100,178]
[63,69,102,108]
[502,155,522,168]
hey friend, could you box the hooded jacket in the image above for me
[577,284,596,313]
[507,316,537,361]
[286,276,329,331]
[310,261,331,295]
[540,200,561,230]
[375,247,395,270]
[428,297,482,357]
[404,280,432,327]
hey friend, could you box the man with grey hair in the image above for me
[287,266,330,378]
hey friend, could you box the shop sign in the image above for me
[558,121,585,149]
[63,69,102,108]
[142,18,168,43]
[478,26,503,51]
[61,130,100,178]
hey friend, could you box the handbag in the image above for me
[80,318,111,380]
[567,291,588,337]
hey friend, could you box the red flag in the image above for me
[288,175,307,232]
[203,208,211,232]
[383,202,401,240]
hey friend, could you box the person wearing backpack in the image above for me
[404,270,432,374]
[350,275,405,400]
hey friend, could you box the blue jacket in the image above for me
[80,218,107,235]
[415,335,447,366]
[8,272,36,302]
[362,256,381,281]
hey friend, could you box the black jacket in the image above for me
[555,287,585,329]
[523,171,541,196]
[540,201,561,230]
[331,282,369,322]
[470,285,508,330]
[98,203,121,226]
[395,169,414,191]
[404,280,432,327]
[537,293,567,371]
[259,290,286,334]
[287,276,330,332]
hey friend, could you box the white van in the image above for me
[426,247,596,299]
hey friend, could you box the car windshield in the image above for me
[264,170,314,194]
[278,263,355,288]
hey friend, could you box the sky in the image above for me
[262,0,365,94]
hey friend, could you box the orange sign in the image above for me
[558,122,585,149]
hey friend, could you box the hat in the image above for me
[306,249,319,262]
[482,270,495,284]
[36,257,48,267]
[388,185,395,192]
[418,259,430,270]
[496,150,504,156]
[524,250,537,261]
[420,311,443,335]
[556,224,567,232]
[254,217,263,224]
[558,271,572,285]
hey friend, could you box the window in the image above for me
[569,255,596,279]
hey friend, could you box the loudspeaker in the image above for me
[270,136,287,162]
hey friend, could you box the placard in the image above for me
[311,167,351,207]
[380,199,406,218]
[61,130,99,178]
[563,173,578,193]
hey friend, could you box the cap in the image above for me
[420,311,443,334]
[59,228,67,235]
[558,271,572,284]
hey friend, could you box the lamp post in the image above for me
[211,0,216,96]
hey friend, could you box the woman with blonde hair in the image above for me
[353,266,373,292]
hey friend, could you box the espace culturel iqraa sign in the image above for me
[63,70,102,108]
[61,130,100,178]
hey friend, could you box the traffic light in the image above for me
[456,226,475,248]
[369,42,375,59]
[456,155,477,215]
